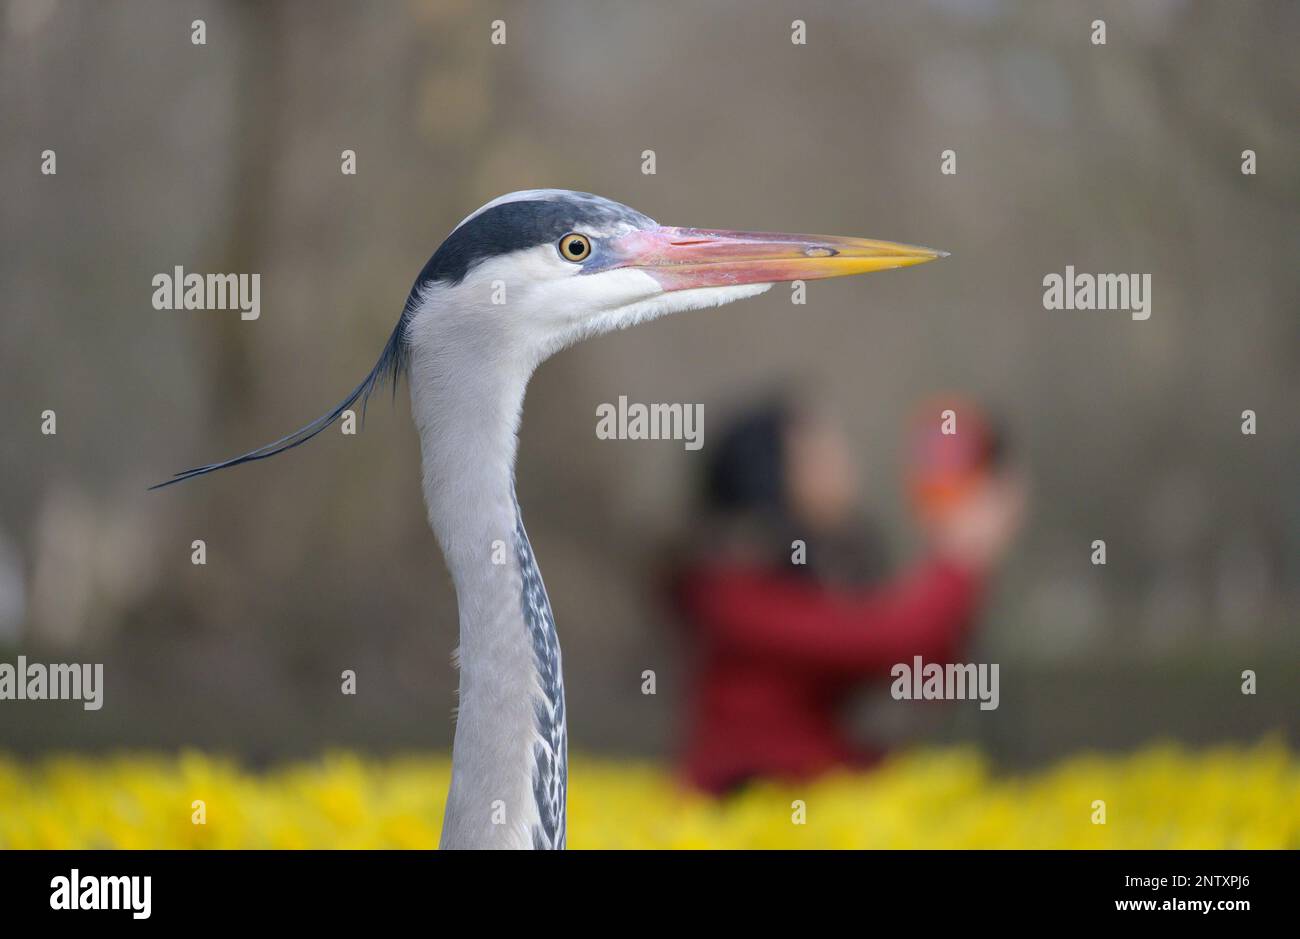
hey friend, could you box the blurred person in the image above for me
[670,393,1023,795]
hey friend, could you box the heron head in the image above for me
[406,189,946,364]
[152,189,945,489]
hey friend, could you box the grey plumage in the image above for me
[514,498,566,849]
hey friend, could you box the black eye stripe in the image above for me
[410,195,654,288]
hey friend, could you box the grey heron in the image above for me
[153,189,945,849]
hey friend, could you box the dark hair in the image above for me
[703,397,791,518]
[693,395,889,586]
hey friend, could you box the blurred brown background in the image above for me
[1,0,1296,765]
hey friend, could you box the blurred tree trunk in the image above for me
[209,0,287,429]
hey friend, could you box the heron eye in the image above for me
[558,233,591,262]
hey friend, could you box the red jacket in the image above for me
[675,559,981,794]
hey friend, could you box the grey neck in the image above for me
[408,342,566,849]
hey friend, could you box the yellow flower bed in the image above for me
[1,742,1295,849]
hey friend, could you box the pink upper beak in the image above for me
[605,226,947,290]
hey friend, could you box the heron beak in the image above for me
[610,226,947,290]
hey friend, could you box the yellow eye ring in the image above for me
[558,233,591,262]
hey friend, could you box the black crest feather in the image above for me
[149,316,409,490]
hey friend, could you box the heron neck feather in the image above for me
[407,314,564,849]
